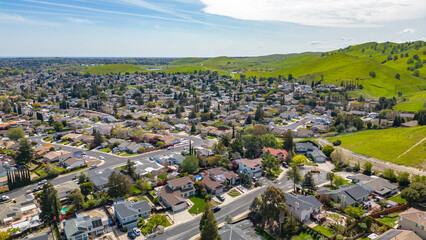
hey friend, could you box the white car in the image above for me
[1,195,9,201]
[133,228,141,236]
[99,156,104,160]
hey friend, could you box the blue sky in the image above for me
[0,0,425,57]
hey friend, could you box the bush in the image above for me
[333,140,341,146]
[123,227,128,232]
[345,167,353,172]
[152,197,160,206]
[86,199,98,208]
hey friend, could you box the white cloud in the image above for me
[398,28,417,34]
[0,12,61,26]
[66,17,95,24]
[200,0,426,27]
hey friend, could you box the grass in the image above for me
[82,64,146,75]
[329,126,426,168]
[255,228,276,240]
[388,194,407,204]
[228,189,241,198]
[207,136,216,139]
[188,197,212,214]
[120,152,139,157]
[51,164,66,173]
[131,185,141,195]
[43,136,53,142]
[171,130,181,133]
[158,174,167,181]
[114,165,126,170]
[99,148,111,153]
[377,215,399,227]
[313,225,335,237]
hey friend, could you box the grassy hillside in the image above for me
[329,126,426,169]
[170,58,205,65]
[82,64,146,75]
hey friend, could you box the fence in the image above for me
[368,203,409,218]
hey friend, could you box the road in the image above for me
[316,138,426,176]
[276,115,315,131]
[5,133,204,199]
[147,167,328,240]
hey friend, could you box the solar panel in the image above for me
[378,230,401,240]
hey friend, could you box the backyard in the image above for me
[313,225,335,237]
[388,194,407,204]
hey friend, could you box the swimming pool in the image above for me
[61,207,69,214]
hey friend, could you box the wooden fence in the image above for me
[368,203,409,218]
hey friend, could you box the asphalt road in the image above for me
[5,134,203,199]
[147,168,328,240]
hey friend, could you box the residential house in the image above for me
[114,199,151,230]
[159,135,182,145]
[351,174,398,197]
[238,158,262,178]
[317,185,370,208]
[62,133,82,142]
[55,181,79,200]
[0,194,37,225]
[398,208,426,239]
[126,142,141,153]
[207,167,239,185]
[61,158,86,171]
[88,168,120,190]
[285,193,323,222]
[63,214,107,240]
[157,176,195,212]
[134,161,164,176]
[263,147,288,162]
[295,142,326,162]
[376,229,422,240]
[43,151,72,163]
[218,219,263,240]
[295,129,314,138]
[117,142,131,152]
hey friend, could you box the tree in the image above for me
[181,155,199,174]
[53,121,63,132]
[254,105,264,122]
[135,179,151,194]
[292,155,307,166]
[261,152,279,178]
[397,172,410,187]
[333,175,345,188]
[363,161,373,175]
[230,138,244,156]
[322,145,335,158]
[345,205,365,219]
[282,130,294,152]
[107,171,131,198]
[242,135,261,158]
[7,127,25,141]
[15,138,34,165]
[382,169,397,182]
[331,149,346,169]
[39,182,61,223]
[199,203,221,240]
[401,182,426,203]
[69,189,85,210]
[190,123,196,134]
[93,131,104,146]
[245,115,252,125]
[0,231,9,240]
[302,172,317,192]
[78,172,86,184]
[219,134,232,147]
[212,142,227,155]
[326,172,335,186]
[260,134,279,148]
[414,109,425,125]
[286,164,302,192]
[80,182,94,197]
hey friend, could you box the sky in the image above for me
[0,0,425,57]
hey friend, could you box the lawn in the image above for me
[329,126,426,168]
[313,225,335,237]
[99,148,111,153]
[188,197,211,214]
[43,136,53,142]
[255,228,276,240]
[228,189,241,198]
[377,215,399,227]
[120,152,139,157]
[388,194,407,204]
[171,130,181,133]
[158,174,167,181]
[131,185,141,195]
[207,136,216,139]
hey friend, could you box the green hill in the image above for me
[82,64,146,75]
[170,58,205,65]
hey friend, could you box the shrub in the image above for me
[333,140,341,146]
[123,227,128,232]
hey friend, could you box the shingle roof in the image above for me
[285,193,323,211]
[115,200,151,219]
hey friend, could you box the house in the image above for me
[295,142,326,162]
[376,229,422,240]
[207,167,239,185]
[0,194,37,224]
[351,174,398,197]
[200,126,216,135]
[285,193,323,222]
[295,129,314,138]
[159,135,182,145]
[62,158,86,171]
[317,185,370,208]
[219,219,263,240]
[263,147,288,162]
[101,115,117,123]
[55,181,79,199]
[43,150,72,163]
[63,214,107,240]
[88,168,120,190]
[134,161,164,176]
[238,158,262,178]
[23,232,54,240]
[62,133,82,142]
[114,199,151,230]
[117,142,131,152]
[126,142,141,153]
[157,176,195,212]
[398,208,426,239]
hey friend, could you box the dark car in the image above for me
[216,195,225,202]
[282,162,288,168]
[212,207,221,213]
[127,232,136,239]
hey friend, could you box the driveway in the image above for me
[169,210,194,225]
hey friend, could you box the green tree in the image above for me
[7,127,25,141]
[219,134,232,147]
[39,182,61,223]
[53,121,63,132]
[333,175,345,187]
[69,189,85,210]
[331,149,346,169]
[245,115,252,125]
[212,142,227,155]
[199,203,221,240]
[260,133,279,148]
[230,138,244,156]
[78,172,86,184]
[181,155,199,174]
[326,172,335,187]
[135,179,151,194]
[302,172,317,192]
[261,152,279,178]
[382,169,397,182]
[107,171,131,198]
[93,131,104,146]
[321,145,335,158]
[397,172,410,187]
[0,231,9,240]
[345,205,365,219]
[15,138,34,165]
[254,105,264,122]
[282,130,294,152]
[80,182,94,197]
[401,182,426,203]
[292,154,307,166]
[363,161,373,175]
[286,164,302,192]
[242,135,261,158]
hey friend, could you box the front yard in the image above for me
[227,189,241,198]
[99,148,111,153]
[188,197,213,214]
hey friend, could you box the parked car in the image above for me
[310,169,320,173]
[38,179,47,185]
[216,195,225,202]
[167,146,174,150]
[72,176,77,180]
[133,228,141,236]
[127,232,136,239]
[89,165,98,170]
[282,162,288,168]
[212,207,221,213]
[99,156,104,160]
[1,195,9,201]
